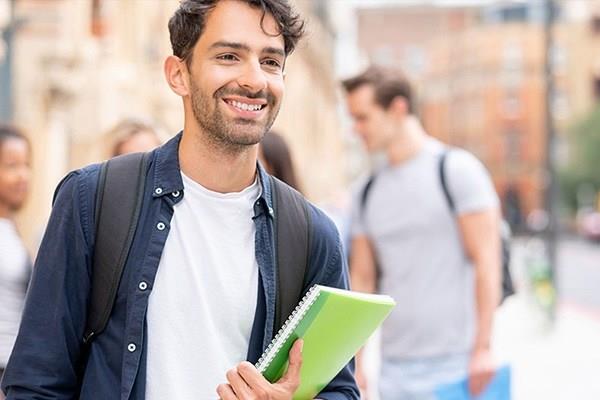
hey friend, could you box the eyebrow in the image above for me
[209,41,285,58]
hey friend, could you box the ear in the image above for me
[388,96,409,117]
[164,55,190,97]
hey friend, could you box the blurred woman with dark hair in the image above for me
[0,125,32,391]
[259,131,302,193]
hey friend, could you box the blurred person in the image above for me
[259,130,301,192]
[259,131,353,256]
[1,1,358,400]
[0,125,31,398]
[109,119,164,157]
[342,66,501,400]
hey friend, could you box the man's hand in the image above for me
[468,348,495,396]
[217,339,303,400]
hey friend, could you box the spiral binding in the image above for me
[256,285,321,372]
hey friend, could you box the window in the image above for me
[501,5,528,23]
[91,0,106,37]
[505,129,521,164]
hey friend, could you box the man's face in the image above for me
[346,85,392,153]
[186,0,285,150]
[0,138,31,212]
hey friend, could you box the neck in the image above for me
[179,121,258,194]
[386,116,427,165]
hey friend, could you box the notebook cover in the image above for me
[260,285,395,400]
[434,365,511,400]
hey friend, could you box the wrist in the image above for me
[472,343,491,355]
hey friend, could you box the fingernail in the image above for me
[299,340,304,353]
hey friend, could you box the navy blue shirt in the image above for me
[2,133,358,400]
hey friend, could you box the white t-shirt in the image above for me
[0,218,30,367]
[146,173,260,400]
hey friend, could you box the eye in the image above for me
[216,54,239,62]
[261,58,283,71]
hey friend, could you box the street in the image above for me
[493,235,600,400]
[555,237,600,312]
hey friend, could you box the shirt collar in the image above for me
[152,131,184,197]
[152,131,274,219]
[256,161,274,218]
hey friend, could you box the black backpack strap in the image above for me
[439,150,456,212]
[360,175,376,214]
[84,152,150,344]
[270,176,311,333]
[358,174,382,286]
[439,149,515,301]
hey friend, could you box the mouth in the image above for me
[222,97,268,119]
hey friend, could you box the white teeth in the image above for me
[228,100,262,112]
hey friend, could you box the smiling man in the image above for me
[0,1,358,400]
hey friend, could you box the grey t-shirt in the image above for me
[351,137,499,360]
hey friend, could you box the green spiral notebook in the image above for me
[256,285,396,400]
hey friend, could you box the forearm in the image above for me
[472,255,500,352]
[349,236,377,294]
[350,270,376,294]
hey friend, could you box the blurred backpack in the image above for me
[438,150,515,302]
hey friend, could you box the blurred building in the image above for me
[355,0,600,218]
[1,0,344,248]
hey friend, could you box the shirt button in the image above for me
[154,187,163,195]
[138,281,148,291]
[268,207,274,216]
[156,222,166,231]
[172,190,180,198]
[127,343,137,352]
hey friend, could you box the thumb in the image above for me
[279,339,303,389]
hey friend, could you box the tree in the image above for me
[560,104,600,213]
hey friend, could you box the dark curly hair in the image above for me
[169,0,305,66]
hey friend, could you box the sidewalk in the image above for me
[493,295,600,400]
[361,295,600,400]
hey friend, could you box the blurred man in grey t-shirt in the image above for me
[342,66,501,400]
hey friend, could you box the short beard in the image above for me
[190,80,279,155]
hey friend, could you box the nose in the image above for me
[236,60,268,94]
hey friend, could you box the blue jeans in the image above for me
[379,353,469,400]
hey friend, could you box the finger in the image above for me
[236,361,271,393]
[226,367,253,399]
[468,374,481,396]
[216,383,238,400]
[469,371,493,396]
[279,339,303,388]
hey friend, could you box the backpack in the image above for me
[438,150,514,302]
[83,152,311,344]
[359,149,515,302]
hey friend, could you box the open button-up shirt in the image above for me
[2,133,358,400]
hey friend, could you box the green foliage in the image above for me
[560,104,600,213]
